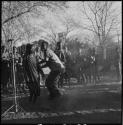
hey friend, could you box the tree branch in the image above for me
[82,2,97,34]
[3,8,31,25]
[102,18,115,44]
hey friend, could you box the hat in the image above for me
[57,41,62,45]
[38,38,50,45]
[25,43,33,54]
[26,43,32,50]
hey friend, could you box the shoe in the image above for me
[29,95,33,102]
[48,93,62,100]
[32,95,38,104]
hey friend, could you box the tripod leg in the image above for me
[17,104,26,113]
[1,105,14,117]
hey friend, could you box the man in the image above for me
[64,47,72,86]
[89,48,97,84]
[84,54,91,84]
[54,41,66,88]
[75,50,82,84]
[54,41,66,63]
[79,54,86,84]
[38,39,65,99]
[23,43,40,103]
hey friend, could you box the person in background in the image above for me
[90,48,97,84]
[54,41,66,63]
[78,50,86,85]
[54,41,66,88]
[38,39,65,99]
[64,47,72,87]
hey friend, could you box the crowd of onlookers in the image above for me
[1,38,122,96]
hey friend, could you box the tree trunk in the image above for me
[103,47,107,60]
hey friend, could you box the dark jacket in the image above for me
[23,54,40,84]
[54,49,66,63]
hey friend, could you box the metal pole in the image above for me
[12,42,18,112]
[1,40,25,118]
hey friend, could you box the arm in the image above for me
[38,67,45,78]
[38,59,47,64]
[40,63,49,68]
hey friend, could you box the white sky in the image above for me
[15,1,121,46]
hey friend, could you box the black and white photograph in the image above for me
[1,1,122,124]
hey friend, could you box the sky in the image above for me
[14,1,121,46]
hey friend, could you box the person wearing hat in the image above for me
[23,43,40,103]
[38,39,65,99]
[55,41,66,64]
[54,41,66,88]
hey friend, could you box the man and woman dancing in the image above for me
[23,39,65,103]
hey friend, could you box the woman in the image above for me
[23,43,40,103]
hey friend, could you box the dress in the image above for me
[23,54,40,96]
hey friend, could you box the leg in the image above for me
[87,68,91,84]
[84,70,88,84]
[81,73,85,84]
[26,82,34,102]
[45,71,61,97]
[92,65,96,84]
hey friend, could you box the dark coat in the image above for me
[54,49,66,63]
[23,53,40,95]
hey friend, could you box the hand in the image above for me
[61,67,65,74]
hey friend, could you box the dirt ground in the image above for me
[1,82,122,124]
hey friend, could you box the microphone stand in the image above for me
[1,40,25,119]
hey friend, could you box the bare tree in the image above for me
[55,11,80,45]
[47,23,58,44]
[78,1,121,59]
[2,1,67,46]
[2,1,67,25]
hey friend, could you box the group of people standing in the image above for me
[23,39,65,103]
[76,48,100,85]
[1,38,121,103]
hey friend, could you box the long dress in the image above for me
[23,54,40,96]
